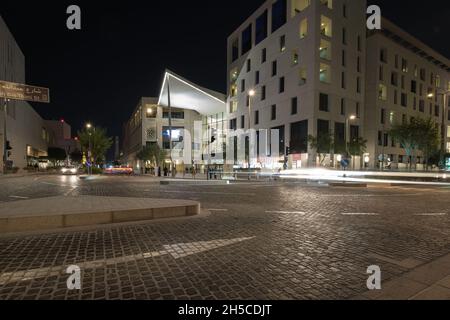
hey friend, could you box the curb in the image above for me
[0,203,200,234]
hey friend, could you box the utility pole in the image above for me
[2,96,8,174]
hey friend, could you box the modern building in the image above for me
[0,15,48,172]
[121,70,226,174]
[227,0,450,170]
[365,18,450,170]
[45,120,81,156]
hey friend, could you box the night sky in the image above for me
[0,0,449,158]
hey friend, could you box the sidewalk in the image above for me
[0,196,200,234]
[355,253,450,300]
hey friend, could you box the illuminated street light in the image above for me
[249,89,256,97]
[86,123,92,129]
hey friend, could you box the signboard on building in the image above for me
[0,80,50,103]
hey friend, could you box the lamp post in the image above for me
[428,89,450,170]
[2,96,9,174]
[345,115,357,169]
[248,89,256,170]
[86,123,92,176]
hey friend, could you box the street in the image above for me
[0,175,449,300]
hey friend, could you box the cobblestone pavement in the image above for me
[0,175,449,300]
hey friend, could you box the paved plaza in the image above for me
[0,174,449,300]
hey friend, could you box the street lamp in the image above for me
[86,123,93,175]
[345,115,357,166]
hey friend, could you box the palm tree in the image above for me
[308,134,334,166]
[348,137,367,170]
[78,127,113,166]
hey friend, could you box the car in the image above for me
[61,166,78,175]
[104,166,133,175]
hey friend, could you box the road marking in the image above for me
[8,196,29,199]
[0,236,255,285]
[266,210,306,215]
[341,213,379,216]
[413,213,447,216]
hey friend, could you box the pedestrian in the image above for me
[163,167,168,177]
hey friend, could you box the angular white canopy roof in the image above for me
[157,70,226,116]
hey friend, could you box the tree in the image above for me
[308,134,334,166]
[348,137,368,170]
[137,144,167,168]
[47,147,67,164]
[78,127,113,165]
[390,117,440,171]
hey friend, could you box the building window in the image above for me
[380,48,387,63]
[229,101,238,113]
[246,59,251,72]
[300,18,308,39]
[381,108,386,124]
[261,48,267,63]
[379,65,384,81]
[279,77,285,93]
[319,93,329,112]
[402,58,408,73]
[320,39,332,60]
[341,72,346,89]
[342,28,347,45]
[343,3,347,17]
[401,93,407,107]
[299,67,307,85]
[419,100,425,112]
[272,60,277,77]
[261,86,266,100]
[292,49,299,65]
[342,50,346,67]
[271,105,277,120]
[272,0,287,32]
[357,56,361,73]
[356,102,360,118]
[378,84,387,100]
[255,10,268,45]
[320,64,331,83]
[357,35,361,52]
[394,90,398,105]
[356,77,361,93]
[291,97,298,115]
[241,79,246,92]
[411,80,417,94]
[320,16,332,37]
[241,115,245,129]
[255,71,260,85]
[292,0,310,16]
[340,98,346,115]
[391,72,398,86]
[255,110,259,125]
[241,24,253,55]
[280,35,286,52]
[435,105,440,117]
[230,118,237,131]
[420,68,426,81]
[231,38,239,62]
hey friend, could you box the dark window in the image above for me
[378,131,382,146]
[230,118,237,131]
[271,105,277,120]
[255,10,268,45]
[246,59,251,72]
[342,50,346,67]
[255,110,259,125]
[163,111,184,119]
[231,39,239,62]
[391,72,398,86]
[280,35,286,52]
[241,115,245,129]
[401,93,407,107]
[351,125,360,142]
[261,86,266,100]
[271,0,287,33]
[279,77,285,93]
[334,123,345,152]
[448,110,450,121]
[419,100,425,112]
[319,93,329,112]
[241,79,246,92]
[272,60,277,76]
[381,108,386,124]
[342,28,347,45]
[356,102,360,118]
[380,48,387,63]
[290,120,308,153]
[411,80,417,94]
[340,98,346,115]
[317,119,330,151]
[291,97,298,115]
[261,48,267,63]
[343,4,347,17]
[435,105,440,117]
[255,71,260,85]
[341,72,346,89]
[383,133,389,147]
[241,24,252,55]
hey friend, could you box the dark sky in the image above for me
[0,0,449,149]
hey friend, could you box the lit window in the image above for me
[320,16,332,37]
[299,67,307,85]
[300,18,308,39]
[319,39,332,60]
[320,64,331,83]
[378,84,387,101]
[291,0,310,17]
